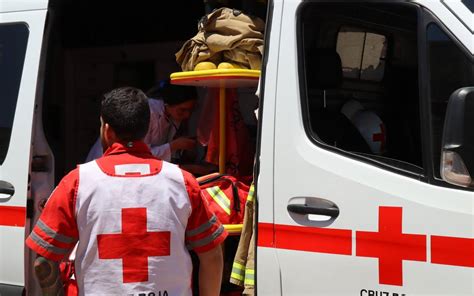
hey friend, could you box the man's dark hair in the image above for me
[100,87,150,142]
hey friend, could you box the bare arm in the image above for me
[34,256,64,296]
[197,244,224,296]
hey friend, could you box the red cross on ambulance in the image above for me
[258,206,474,287]
[356,207,426,286]
[352,206,474,286]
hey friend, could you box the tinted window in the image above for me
[299,3,422,175]
[427,24,474,178]
[461,0,474,12]
[0,24,29,164]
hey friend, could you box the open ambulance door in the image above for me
[258,0,474,295]
[0,2,47,294]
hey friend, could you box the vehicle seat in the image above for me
[306,49,371,153]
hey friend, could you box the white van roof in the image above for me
[0,0,48,13]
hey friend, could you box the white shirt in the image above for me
[86,99,180,162]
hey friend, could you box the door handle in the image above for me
[287,202,339,218]
[0,180,15,200]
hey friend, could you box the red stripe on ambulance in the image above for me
[431,235,474,268]
[0,206,26,227]
[257,222,274,247]
[277,224,352,255]
[258,222,352,254]
[258,206,474,286]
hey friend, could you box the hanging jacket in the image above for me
[176,7,265,71]
[230,183,255,295]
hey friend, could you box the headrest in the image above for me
[307,48,343,89]
[341,100,364,121]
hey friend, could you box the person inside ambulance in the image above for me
[86,80,198,163]
[340,99,387,155]
[26,87,227,296]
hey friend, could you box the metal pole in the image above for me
[219,85,226,174]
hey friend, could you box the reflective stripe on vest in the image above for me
[206,186,231,215]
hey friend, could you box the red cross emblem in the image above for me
[356,207,426,286]
[372,123,386,152]
[97,208,171,283]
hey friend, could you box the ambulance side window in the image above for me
[299,3,423,177]
[0,23,29,164]
[426,23,474,180]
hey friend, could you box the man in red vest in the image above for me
[26,87,227,296]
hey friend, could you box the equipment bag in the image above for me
[199,174,251,225]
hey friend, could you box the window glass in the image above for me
[337,29,365,79]
[427,24,474,178]
[461,0,474,12]
[0,23,29,164]
[361,33,387,81]
[300,3,422,174]
[336,27,387,82]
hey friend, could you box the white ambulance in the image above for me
[0,0,473,295]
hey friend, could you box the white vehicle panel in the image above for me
[0,0,48,14]
[269,0,474,295]
[256,0,284,295]
[441,0,474,32]
[257,0,282,225]
[0,9,47,287]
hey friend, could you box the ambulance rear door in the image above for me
[0,1,47,293]
[261,0,474,295]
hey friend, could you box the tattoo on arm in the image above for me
[34,256,64,296]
